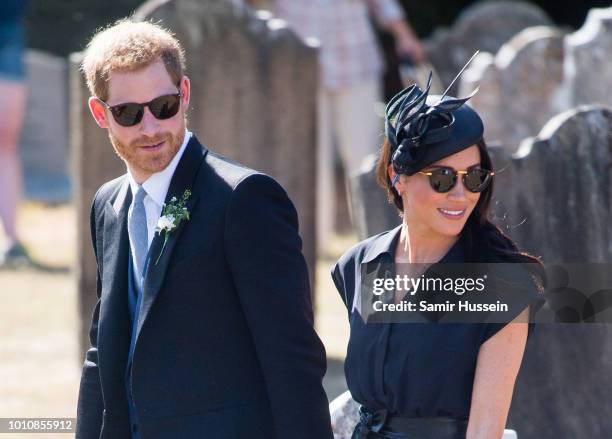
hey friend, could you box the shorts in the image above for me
[0,22,26,82]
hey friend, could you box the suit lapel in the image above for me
[99,177,132,382]
[134,136,206,348]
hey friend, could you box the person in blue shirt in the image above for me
[0,0,30,268]
[332,73,544,438]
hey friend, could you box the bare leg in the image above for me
[0,80,27,249]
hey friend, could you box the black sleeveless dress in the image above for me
[331,223,543,438]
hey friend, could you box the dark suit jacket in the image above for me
[76,136,333,439]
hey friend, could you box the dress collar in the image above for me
[362,223,466,264]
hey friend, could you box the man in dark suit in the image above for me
[76,19,333,439]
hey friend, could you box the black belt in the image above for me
[354,407,468,439]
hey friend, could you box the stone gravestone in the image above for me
[20,50,70,202]
[459,26,566,154]
[425,0,552,95]
[565,6,612,108]
[487,106,612,439]
[491,106,612,262]
[348,154,400,240]
[73,0,319,357]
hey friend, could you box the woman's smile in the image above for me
[437,207,466,220]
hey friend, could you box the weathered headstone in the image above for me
[459,26,566,153]
[348,154,399,240]
[488,106,612,439]
[20,50,70,202]
[460,5,612,154]
[565,6,612,107]
[425,0,552,95]
[73,0,319,356]
[491,106,612,262]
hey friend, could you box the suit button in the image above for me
[132,424,138,433]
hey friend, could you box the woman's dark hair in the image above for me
[375,137,543,265]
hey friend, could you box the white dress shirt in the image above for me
[127,130,192,256]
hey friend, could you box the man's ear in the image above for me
[88,97,109,129]
[180,75,190,110]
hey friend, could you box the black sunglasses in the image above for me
[417,165,494,193]
[99,92,182,127]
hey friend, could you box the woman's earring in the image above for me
[392,173,401,196]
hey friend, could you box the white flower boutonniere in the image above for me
[154,189,192,265]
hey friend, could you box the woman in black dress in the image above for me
[332,74,544,439]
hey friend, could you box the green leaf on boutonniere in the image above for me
[154,189,192,265]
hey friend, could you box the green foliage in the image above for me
[154,189,191,266]
[161,190,192,228]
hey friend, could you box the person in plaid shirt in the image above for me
[250,0,424,248]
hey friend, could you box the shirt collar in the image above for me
[127,129,192,206]
[362,223,466,263]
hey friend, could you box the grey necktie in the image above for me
[129,185,149,293]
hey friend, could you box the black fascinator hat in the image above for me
[386,53,484,181]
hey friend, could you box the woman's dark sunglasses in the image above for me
[418,166,494,193]
[99,92,182,127]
